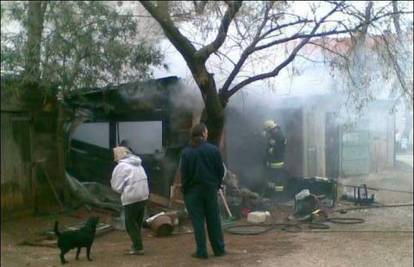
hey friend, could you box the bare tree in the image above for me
[390,1,412,147]
[139,1,413,145]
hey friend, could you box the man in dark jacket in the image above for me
[180,123,226,259]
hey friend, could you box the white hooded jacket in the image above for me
[111,154,149,206]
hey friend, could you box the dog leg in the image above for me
[86,246,93,261]
[76,247,81,260]
[60,250,68,264]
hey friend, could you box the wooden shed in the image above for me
[63,76,196,198]
[1,109,32,216]
[1,78,63,217]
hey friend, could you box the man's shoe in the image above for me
[191,252,208,259]
[214,251,226,257]
[128,249,144,255]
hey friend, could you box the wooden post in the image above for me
[219,188,233,218]
[29,122,38,215]
[169,160,184,208]
[41,164,64,211]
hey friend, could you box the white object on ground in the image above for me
[247,211,271,224]
[146,212,165,224]
[295,189,310,200]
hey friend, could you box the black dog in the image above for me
[54,217,99,264]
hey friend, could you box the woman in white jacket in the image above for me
[111,146,149,255]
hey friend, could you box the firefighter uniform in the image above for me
[263,120,287,196]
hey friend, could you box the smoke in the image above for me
[169,78,204,119]
[224,83,402,191]
[150,39,205,120]
[225,90,291,189]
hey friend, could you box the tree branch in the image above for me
[260,19,313,40]
[361,1,373,38]
[392,1,402,40]
[254,9,412,52]
[139,1,197,66]
[308,41,349,61]
[213,50,238,66]
[221,1,273,94]
[227,1,344,97]
[380,33,410,100]
[193,0,208,15]
[195,1,242,62]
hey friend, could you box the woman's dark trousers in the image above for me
[124,200,146,251]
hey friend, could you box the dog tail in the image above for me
[54,221,60,236]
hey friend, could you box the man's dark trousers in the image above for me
[124,200,146,251]
[184,186,225,257]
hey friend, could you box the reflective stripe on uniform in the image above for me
[266,162,284,168]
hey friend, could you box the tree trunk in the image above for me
[391,1,412,149]
[194,71,226,146]
[22,1,72,211]
[204,100,225,146]
[56,103,69,208]
[24,1,47,83]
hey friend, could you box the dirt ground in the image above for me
[1,158,413,267]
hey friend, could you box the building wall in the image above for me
[369,110,395,172]
[1,82,63,217]
[225,94,396,187]
[303,106,327,178]
[1,111,32,214]
[281,109,304,177]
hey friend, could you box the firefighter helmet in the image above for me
[263,120,277,130]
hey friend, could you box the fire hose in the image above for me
[224,216,366,235]
[224,210,371,235]
[224,200,414,235]
[333,203,414,213]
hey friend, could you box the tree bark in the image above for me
[56,103,68,208]
[198,73,225,146]
[24,1,47,83]
[23,1,71,210]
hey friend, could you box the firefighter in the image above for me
[262,120,288,197]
